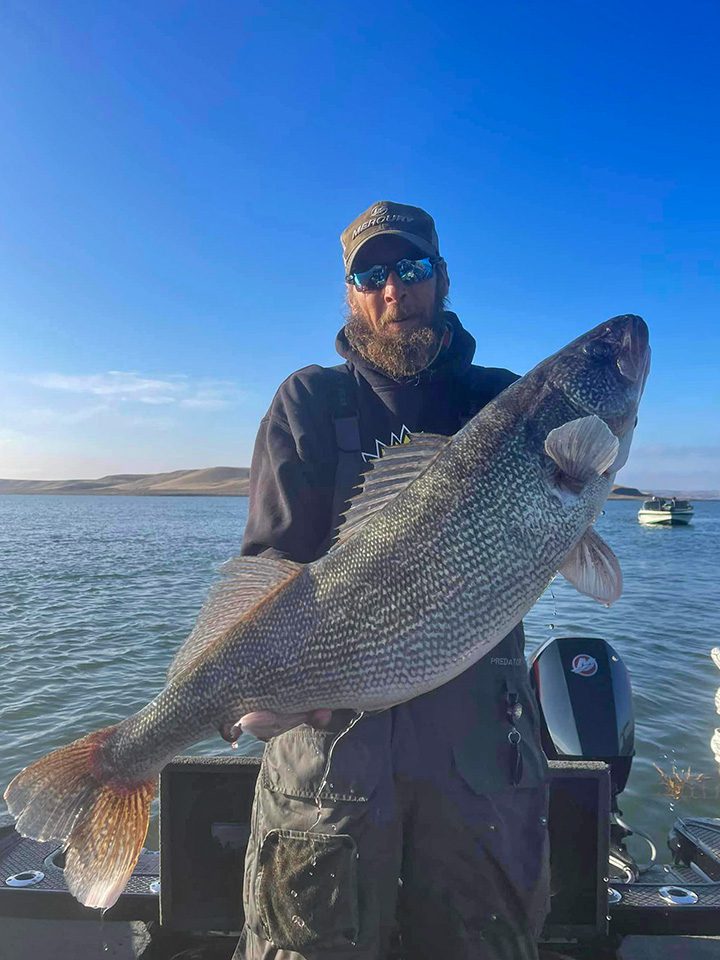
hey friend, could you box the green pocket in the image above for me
[255,829,359,951]
[261,715,385,802]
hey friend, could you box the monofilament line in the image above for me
[310,711,366,831]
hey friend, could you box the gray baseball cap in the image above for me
[340,200,440,272]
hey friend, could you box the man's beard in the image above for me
[344,296,447,380]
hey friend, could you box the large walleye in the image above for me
[5,314,650,909]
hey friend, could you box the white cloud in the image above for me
[25,371,246,411]
[0,427,28,448]
[180,381,244,410]
[28,371,186,403]
[22,405,112,426]
[0,370,260,480]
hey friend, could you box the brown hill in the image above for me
[0,472,712,501]
[607,485,648,499]
[0,467,250,497]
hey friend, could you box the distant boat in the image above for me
[637,496,694,525]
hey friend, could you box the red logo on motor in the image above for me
[571,654,598,677]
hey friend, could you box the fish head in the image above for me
[535,314,650,475]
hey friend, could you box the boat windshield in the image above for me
[641,497,693,511]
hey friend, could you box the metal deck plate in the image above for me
[0,825,159,921]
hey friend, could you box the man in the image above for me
[233,202,550,960]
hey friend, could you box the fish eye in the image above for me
[582,340,614,360]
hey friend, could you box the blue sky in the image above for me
[1,1,718,489]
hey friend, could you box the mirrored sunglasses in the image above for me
[346,257,440,292]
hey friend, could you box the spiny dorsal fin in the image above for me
[559,526,623,604]
[333,433,450,547]
[167,556,303,681]
[545,416,619,490]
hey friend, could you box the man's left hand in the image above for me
[221,709,333,743]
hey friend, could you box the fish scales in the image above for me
[113,395,614,750]
[3,315,650,908]
[94,430,607,784]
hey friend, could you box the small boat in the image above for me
[638,497,694,525]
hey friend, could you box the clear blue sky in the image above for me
[1,1,718,489]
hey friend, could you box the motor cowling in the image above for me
[529,636,635,796]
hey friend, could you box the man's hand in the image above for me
[221,709,333,743]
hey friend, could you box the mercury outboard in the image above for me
[530,635,720,943]
[529,635,649,883]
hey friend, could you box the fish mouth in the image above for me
[219,719,243,743]
[551,314,651,440]
[615,314,651,387]
[604,315,650,470]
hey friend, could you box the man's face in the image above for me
[347,236,440,337]
[344,236,449,378]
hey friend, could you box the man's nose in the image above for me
[383,271,406,303]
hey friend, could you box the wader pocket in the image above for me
[255,829,359,951]
[261,713,385,802]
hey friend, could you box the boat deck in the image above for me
[1,918,719,960]
[5,761,720,958]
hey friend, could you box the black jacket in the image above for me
[241,312,518,561]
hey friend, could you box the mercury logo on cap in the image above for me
[340,200,440,271]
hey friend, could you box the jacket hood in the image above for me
[335,311,477,387]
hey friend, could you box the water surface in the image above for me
[1,494,718,857]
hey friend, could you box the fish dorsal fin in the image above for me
[545,416,619,490]
[333,433,450,547]
[167,556,303,681]
[559,527,623,604]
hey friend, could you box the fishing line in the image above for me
[310,710,366,832]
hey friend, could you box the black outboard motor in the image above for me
[529,636,634,792]
[529,636,646,881]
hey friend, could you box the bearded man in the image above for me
[233,202,550,960]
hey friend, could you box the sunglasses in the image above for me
[346,256,441,292]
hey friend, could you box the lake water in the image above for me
[1,494,719,858]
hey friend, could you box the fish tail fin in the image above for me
[3,725,156,909]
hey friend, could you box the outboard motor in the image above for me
[529,636,634,792]
[529,636,651,881]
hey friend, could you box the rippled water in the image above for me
[1,494,719,856]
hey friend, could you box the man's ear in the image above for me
[437,259,450,298]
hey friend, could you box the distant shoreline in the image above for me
[0,489,246,497]
[0,469,717,501]
[0,467,250,498]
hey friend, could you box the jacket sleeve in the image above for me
[240,376,338,563]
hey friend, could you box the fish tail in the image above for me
[3,725,156,909]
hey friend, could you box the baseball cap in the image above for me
[340,200,440,272]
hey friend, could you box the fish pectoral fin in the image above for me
[545,416,619,490]
[167,556,304,682]
[559,527,623,604]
